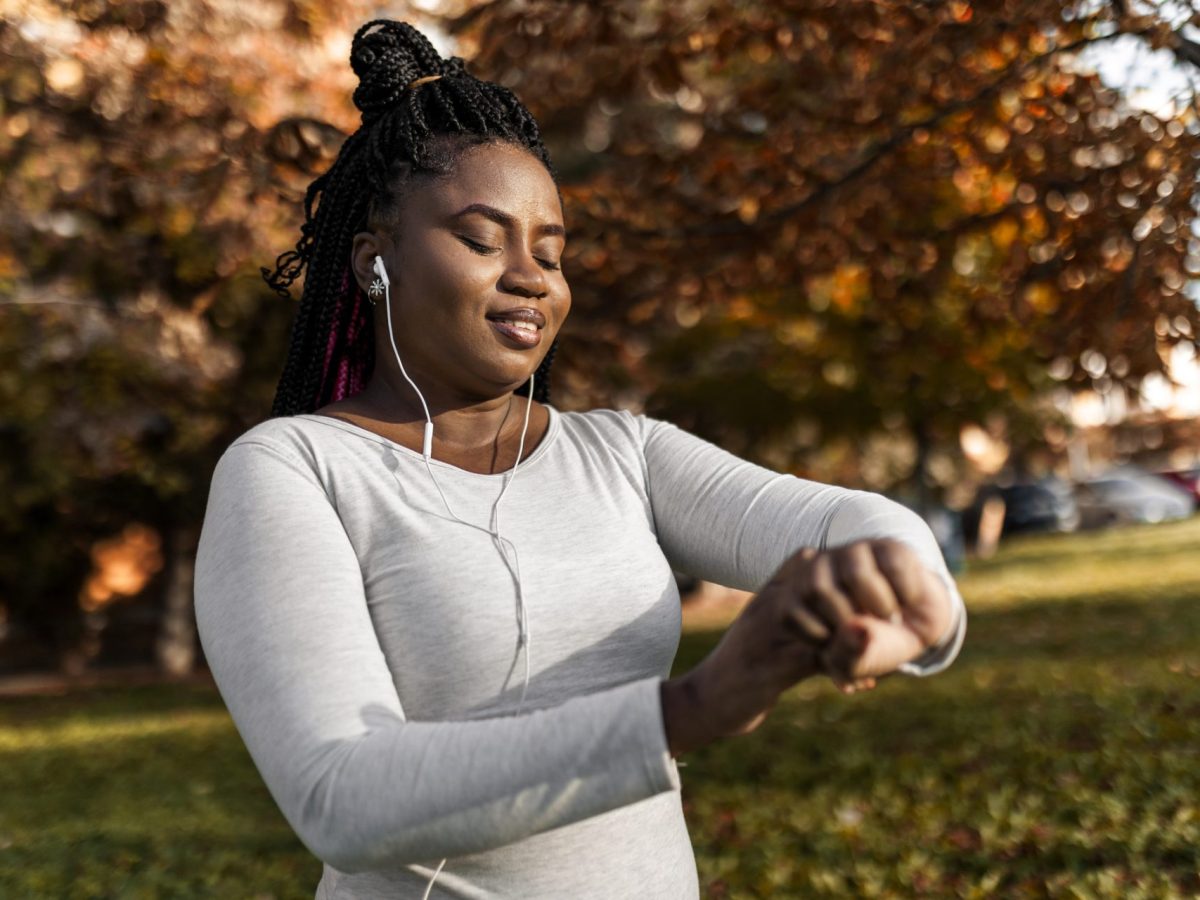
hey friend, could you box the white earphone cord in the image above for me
[377,263,533,899]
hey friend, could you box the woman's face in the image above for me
[359,141,570,402]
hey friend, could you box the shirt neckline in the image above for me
[293,404,562,479]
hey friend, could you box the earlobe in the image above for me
[367,282,385,306]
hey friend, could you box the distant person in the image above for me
[193,19,966,899]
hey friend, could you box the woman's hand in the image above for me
[791,538,954,688]
[664,539,953,753]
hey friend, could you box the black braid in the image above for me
[262,19,560,417]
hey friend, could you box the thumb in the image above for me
[820,620,870,682]
[824,615,928,682]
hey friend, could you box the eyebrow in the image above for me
[450,203,566,238]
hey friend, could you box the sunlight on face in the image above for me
[379,141,571,398]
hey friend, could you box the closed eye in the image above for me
[458,236,498,255]
[459,235,561,271]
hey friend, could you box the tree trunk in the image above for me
[913,414,932,518]
[156,523,199,678]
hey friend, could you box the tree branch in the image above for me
[597,26,1151,243]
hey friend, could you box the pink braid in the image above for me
[319,269,350,404]
[320,266,371,404]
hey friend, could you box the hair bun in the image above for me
[350,19,450,123]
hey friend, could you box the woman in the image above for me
[194,19,966,900]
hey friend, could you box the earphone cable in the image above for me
[380,272,535,900]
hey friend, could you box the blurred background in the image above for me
[2,1,1200,896]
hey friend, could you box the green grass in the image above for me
[677,517,1200,899]
[3,517,1199,898]
[0,685,315,897]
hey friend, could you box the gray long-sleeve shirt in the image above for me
[193,406,966,899]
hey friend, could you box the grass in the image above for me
[677,517,1200,899]
[3,517,1199,898]
[0,686,313,897]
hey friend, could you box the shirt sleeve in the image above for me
[193,439,679,874]
[637,415,966,676]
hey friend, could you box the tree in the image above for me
[0,0,382,670]
[452,0,1200,495]
[3,0,1200,670]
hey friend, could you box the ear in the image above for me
[351,231,385,295]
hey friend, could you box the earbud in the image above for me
[372,254,431,457]
[372,255,390,287]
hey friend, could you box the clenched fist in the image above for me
[661,539,956,755]
[778,539,954,688]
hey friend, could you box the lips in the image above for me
[486,307,545,348]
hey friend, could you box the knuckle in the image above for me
[810,569,838,599]
[835,542,869,565]
[790,547,819,569]
[873,543,913,576]
[840,562,877,589]
[780,547,819,581]
[872,553,904,583]
[874,538,914,562]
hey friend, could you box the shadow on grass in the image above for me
[0,680,226,726]
[673,585,1200,894]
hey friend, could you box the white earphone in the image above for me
[373,255,534,899]
[374,255,435,458]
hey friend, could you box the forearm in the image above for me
[266,676,677,872]
[643,446,964,680]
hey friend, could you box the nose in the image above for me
[499,250,548,299]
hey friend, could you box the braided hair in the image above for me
[262,19,561,417]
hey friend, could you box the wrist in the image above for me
[659,674,713,758]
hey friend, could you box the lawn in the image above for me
[2,517,1199,898]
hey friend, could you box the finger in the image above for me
[844,614,925,678]
[820,619,869,681]
[871,541,952,646]
[784,546,820,573]
[870,540,926,619]
[807,552,857,631]
[833,542,901,622]
[833,675,875,694]
[762,545,819,596]
[782,603,832,644]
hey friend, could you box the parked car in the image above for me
[1159,466,1200,504]
[987,479,1081,536]
[960,478,1080,552]
[1074,466,1196,529]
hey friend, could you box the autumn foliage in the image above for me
[2,0,1199,665]
[453,1,1200,484]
